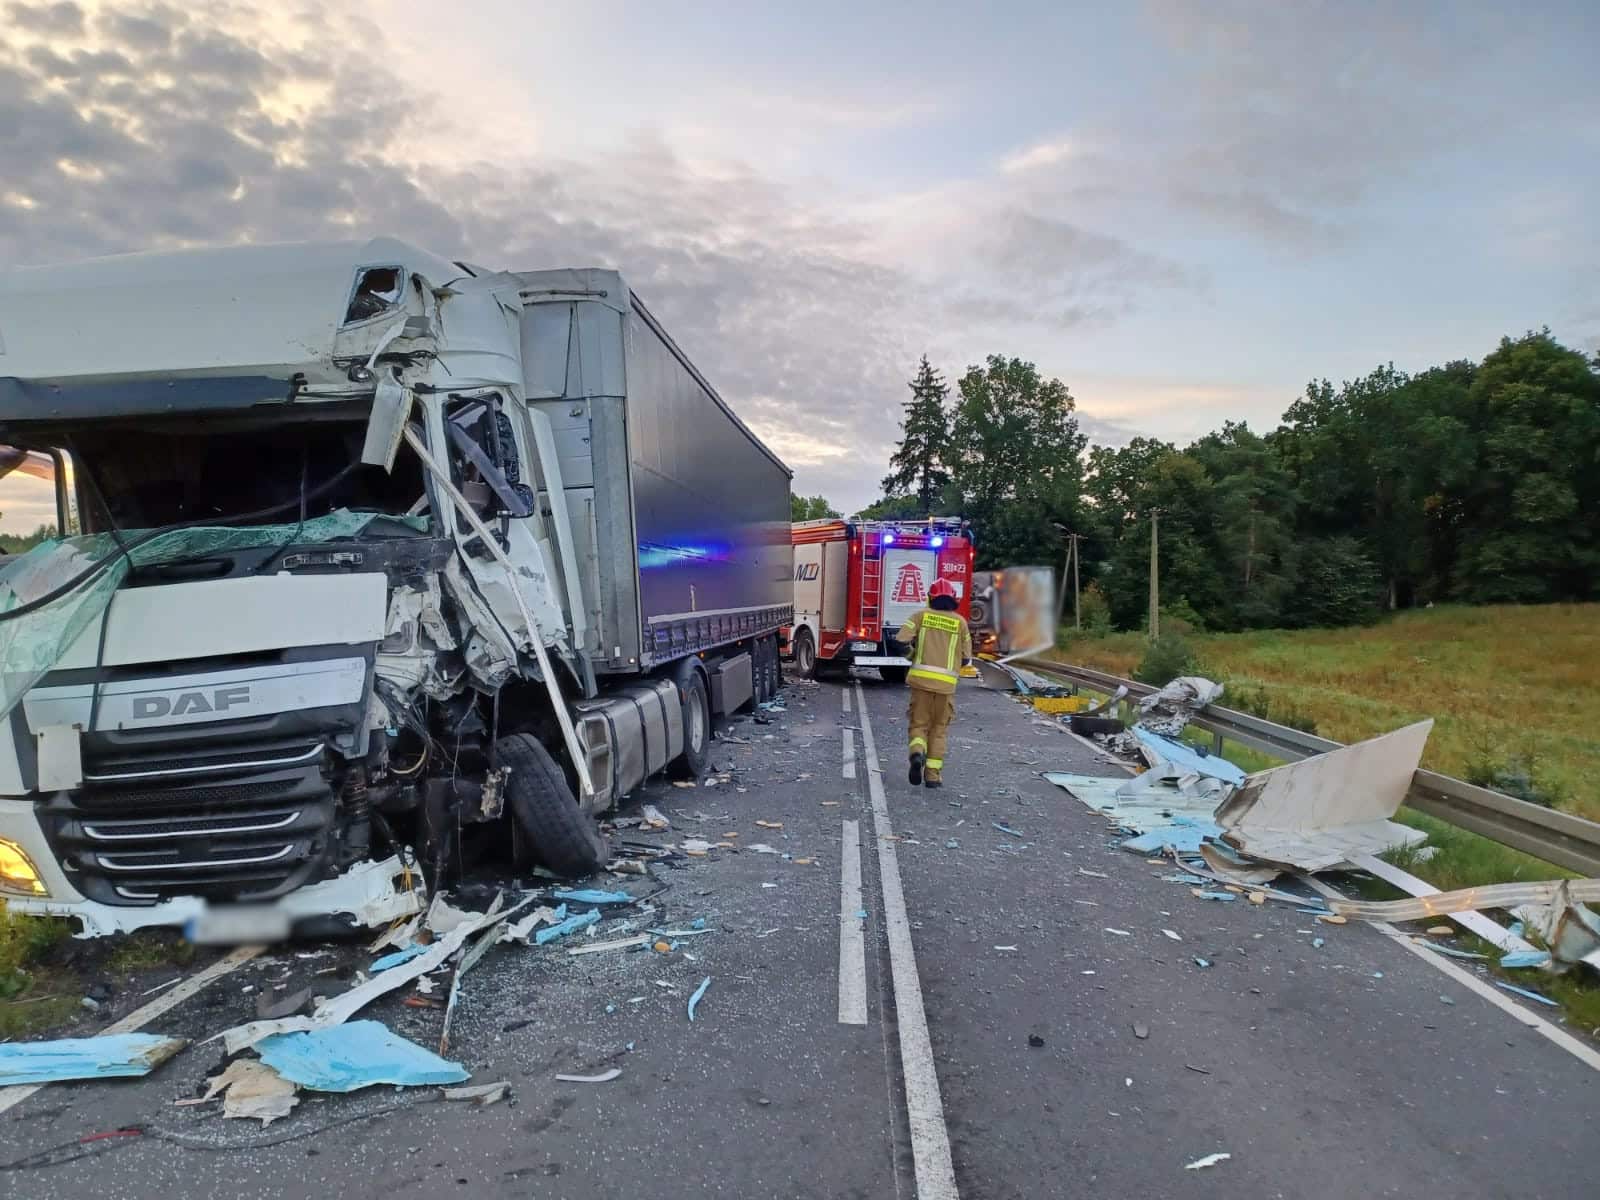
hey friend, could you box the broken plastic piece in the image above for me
[555,1068,622,1083]
[687,976,712,1022]
[1495,980,1559,1006]
[1162,929,1183,941]
[0,1033,187,1086]
[1500,949,1554,970]
[1192,956,1211,968]
[568,934,653,956]
[552,889,634,905]
[755,820,784,830]
[535,908,602,946]
[640,804,671,829]
[1132,1022,1150,1039]
[255,1021,469,1092]
[1191,890,1238,902]
[371,943,428,973]
[1184,1152,1230,1171]
[992,822,1026,838]
[1417,942,1487,961]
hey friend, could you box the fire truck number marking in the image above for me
[891,563,926,604]
[795,563,820,581]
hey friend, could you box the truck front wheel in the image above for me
[793,630,817,679]
[498,733,608,877]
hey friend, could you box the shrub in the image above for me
[1134,635,1200,685]
[1225,682,1319,735]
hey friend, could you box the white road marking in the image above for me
[0,943,264,1116]
[838,818,868,1026]
[843,688,852,714]
[1301,874,1600,1074]
[856,681,960,1200]
[843,726,857,779]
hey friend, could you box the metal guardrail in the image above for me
[1018,658,1600,877]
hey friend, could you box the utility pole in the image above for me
[1071,533,1081,632]
[1148,510,1160,642]
[1052,524,1082,632]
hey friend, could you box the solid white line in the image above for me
[839,819,868,1026]
[843,687,852,714]
[856,681,959,1200]
[1300,875,1600,1074]
[843,726,857,780]
[0,943,264,1116]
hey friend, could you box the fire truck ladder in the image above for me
[859,534,882,633]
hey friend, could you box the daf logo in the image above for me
[132,686,252,719]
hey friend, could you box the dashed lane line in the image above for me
[838,818,868,1026]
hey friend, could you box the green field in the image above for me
[1054,604,1600,822]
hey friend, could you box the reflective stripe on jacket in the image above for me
[899,608,972,695]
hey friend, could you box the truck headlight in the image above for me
[0,837,47,896]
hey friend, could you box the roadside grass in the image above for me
[1054,603,1600,822]
[0,904,74,1037]
[107,930,196,973]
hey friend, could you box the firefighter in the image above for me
[895,577,972,789]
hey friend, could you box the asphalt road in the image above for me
[1,675,1595,1198]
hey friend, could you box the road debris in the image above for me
[195,1058,299,1124]
[1184,1152,1231,1171]
[568,934,654,955]
[442,1081,509,1106]
[552,888,636,905]
[1213,721,1432,871]
[1105,927,1132,936]
[1495,981,1560,1007]
[755,820,784,830]
[992,822,1026,838]
[1500,950,1554,969]
[556,1068,623,1084]
[536,908,603,945]
[1132,1022,1150,1039]
[687,976,712,1022]
[640,805,671,828]
[1193,956,1211,968]
[0,1033,188,1086]
[1162,929,1183,941]
[1028,1034,1046,1048]
[255,1020,469,1092]
[1191,890,1238,902]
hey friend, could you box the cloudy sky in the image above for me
[1,0,1596,528]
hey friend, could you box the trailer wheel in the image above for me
[671,670,711,779]
[498,733,608,878]
[878,665,909,686]
[793,630,817,679]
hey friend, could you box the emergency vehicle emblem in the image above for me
[891,562,926,604]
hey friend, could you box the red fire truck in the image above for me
[784,518,975,682]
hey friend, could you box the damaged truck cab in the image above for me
[0,238,792,936]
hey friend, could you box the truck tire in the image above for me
[879,665,909,686]
[793,630,817,679]
[671,670,711,779]
[754,637,775,703]
[498,733,608,878]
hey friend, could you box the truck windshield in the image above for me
[21,415,428,534]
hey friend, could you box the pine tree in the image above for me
[882,357,951,515]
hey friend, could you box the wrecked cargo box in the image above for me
[0,238,792,934]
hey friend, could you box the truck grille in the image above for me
[41,742,336,906]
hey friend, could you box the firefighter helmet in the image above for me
[929,578,959,602]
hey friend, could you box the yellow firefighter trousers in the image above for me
[907,688,956,770]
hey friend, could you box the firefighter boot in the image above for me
[924,765,943,789]
[908,752,925,786]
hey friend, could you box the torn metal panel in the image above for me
[1131,728,1246,787]
[0,1033,187,1086]
[256,1021,469,1092]
[1515,896,1600,971]
[1136,676,1223,737]
[1197,842,1283,886]
[1214,721,1433,872]
[1045,768,1225,836]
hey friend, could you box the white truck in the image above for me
[0,238,792,937]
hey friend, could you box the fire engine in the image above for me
[784,518,974,682]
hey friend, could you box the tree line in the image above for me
[850,331,1599,633]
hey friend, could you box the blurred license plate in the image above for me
[187,905,290,945]
[850,641,877,651]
